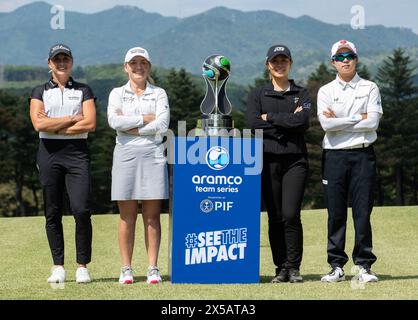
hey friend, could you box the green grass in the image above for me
[0,207,417,300]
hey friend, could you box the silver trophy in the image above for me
[197,54,233,136]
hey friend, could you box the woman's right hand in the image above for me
[71,113,84,123]
[143,114,156,124]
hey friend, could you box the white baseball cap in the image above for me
[331,40,357,58]
[124,47,151,63]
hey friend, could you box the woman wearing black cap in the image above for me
[246,45,311,283]
[29,44,96,284]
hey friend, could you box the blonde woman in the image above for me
[29,44,96,284]
[107,47,170,284]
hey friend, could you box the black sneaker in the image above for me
[288,268,303,283]
[271,268,289,283]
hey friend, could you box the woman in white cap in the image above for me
[29,43,96,284]
[107,47,170,284]
[318,40,382,283]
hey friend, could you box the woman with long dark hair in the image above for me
[246,45,311,283]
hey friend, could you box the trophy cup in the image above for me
[197,54,234,136]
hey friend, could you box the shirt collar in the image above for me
[48,77,75,89]
[336,73,361,89]
[264,79,301,96]
[124,81,154,95]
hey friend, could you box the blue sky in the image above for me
[2,0,418,33]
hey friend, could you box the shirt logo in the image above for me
[123,97,135,102]
[130,48,145,54]
[302,102,311,110]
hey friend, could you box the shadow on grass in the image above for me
[66,274,418,284]
[260,274,324,283]
[91,276,145,283]
[260,274,418,283]
[91,275,172,284]
[376,274,418,281]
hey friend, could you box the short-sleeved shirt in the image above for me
[107,81,170,146]
[30,77,95,139]
[317,74,383,149]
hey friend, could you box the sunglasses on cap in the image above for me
[332,52,357,62]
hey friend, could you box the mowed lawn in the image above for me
[0,207,417,300]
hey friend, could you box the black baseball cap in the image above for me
[266,45,292,63]
[48,43,73,60]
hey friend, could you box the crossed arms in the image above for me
[30,98,96,134]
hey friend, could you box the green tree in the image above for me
[88,104,117,214]
[375,48,418,205]
[161,68,203,133]
[357,62,371,80]
[0,90,40,216]
[305,62,335,208]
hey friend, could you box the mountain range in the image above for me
[1,2,418,84]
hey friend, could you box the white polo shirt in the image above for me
[30,78,95,139]
[317,73,383,149]
[107,81,170,146]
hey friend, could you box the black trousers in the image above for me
[322,146,377,269]
[262,153,308,271]
[37,139,92,266]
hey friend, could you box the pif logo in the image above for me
[200,199,234,214]
[206,146,229,170]
[200,199,214,213]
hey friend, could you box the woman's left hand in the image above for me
[323,108,336,118]
[124,128,139,136]
[294,106,303,113]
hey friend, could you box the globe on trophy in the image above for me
[197,54,234,136]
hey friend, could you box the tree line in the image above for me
[0,48,417,217]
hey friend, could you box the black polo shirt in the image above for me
[246,80,311,154]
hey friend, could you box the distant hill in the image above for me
[0,64,250,111]
[1,2,418,84]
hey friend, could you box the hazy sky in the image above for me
[1,0,418,33]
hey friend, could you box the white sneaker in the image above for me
[147,266,162,284]
[47,266,66,283]
[358,266,378,283]
[76,267,92,283]
[119,266,134,284]
[321,267,345,282]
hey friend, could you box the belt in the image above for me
[341,143,371,150]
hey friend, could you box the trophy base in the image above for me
[196,114,234,137]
